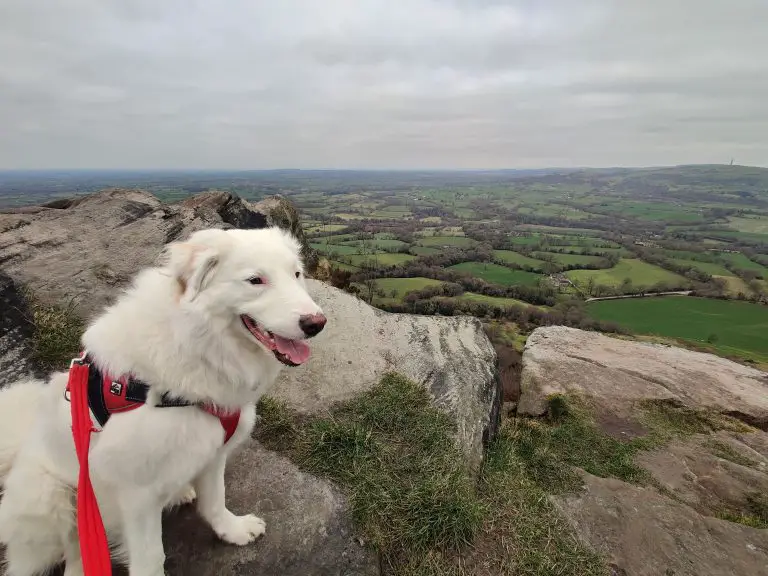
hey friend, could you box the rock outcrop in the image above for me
[0,188,317,320]
[273,279,500,469]
[552,472,768,576]
[519,325,768,430]
[0,190,500,575]
[0,272,43,387]
[522,326,768,576]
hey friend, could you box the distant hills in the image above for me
[1,164,767,209]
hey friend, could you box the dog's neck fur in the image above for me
[81,265,283,409]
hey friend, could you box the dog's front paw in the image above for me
[216,513,266,546]
[169,485,197,508]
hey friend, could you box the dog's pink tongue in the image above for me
[272,334,311,364]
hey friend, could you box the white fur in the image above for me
[0,226,324,576]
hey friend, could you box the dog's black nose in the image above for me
[299,313,327,338]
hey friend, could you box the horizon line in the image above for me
[0,163,764,173]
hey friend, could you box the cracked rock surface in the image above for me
[522,326,768,576]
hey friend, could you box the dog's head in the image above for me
[163,227,325,367]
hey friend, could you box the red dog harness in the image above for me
[66,352,241,576]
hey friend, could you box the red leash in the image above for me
[69,357,113,576]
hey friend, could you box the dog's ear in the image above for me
[164,242,220,302]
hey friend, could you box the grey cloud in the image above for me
[0,0,766,169]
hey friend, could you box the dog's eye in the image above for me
[247,276,265,285]
[295,271,301,278]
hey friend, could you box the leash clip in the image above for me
[69,350,90,369]
[65,350,91,403]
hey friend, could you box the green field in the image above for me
[303,224,348,234]
[457,292,545,309]
[596,201,703,223]
[586,296,768,363]
[727,215,768,234]
[532,252,606,268]
[329,261,360,272]
[448,262,543,287]
[310,243,361,255]
[508,235,543,246]
[410,246,442,256]
[346,253,416,267]
[566,259,689,290]
[668,258,734,276]
[493,250,545,270]
[717,253,768,275]
[417,236,478,248]
[373,277,445,298]
[314,233,359,244]
[713,275,754,296]
[341,238,409,250]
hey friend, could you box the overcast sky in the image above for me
[1,0,766,170]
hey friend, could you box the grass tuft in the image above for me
[256,373,484,567]
[21,288,84,371]
[707,440,759,468]
[638,398,753,438]
[464,424,608,575]
[512,395,651,493]
[717,492,768,529]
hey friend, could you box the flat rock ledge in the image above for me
[521,326,768,576]
[518,325,768,430]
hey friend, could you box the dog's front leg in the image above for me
[193,453,266,545]
[119,491,166,576]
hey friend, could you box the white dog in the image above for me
[0,226,326,576]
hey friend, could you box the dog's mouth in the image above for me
[240,315,310,367]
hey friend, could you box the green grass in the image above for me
[340,238,409,250]
[457,292,536,309]
[493,250,545,270]
[637,398,752,438]
[21,289,84,371]
[410,246,442,256]
[310,242,362,256]
[373,277,446,299]
[533,252,607,268]
[668,258,734,276]
[257,379,612,575]
[717,252,768,275]
[727,215,768,234]
[371,209,413,219]
[347,253,417,267]
[256,374,484,569]
[329,260,361,272]
[303,224,348,234]
[459,424,607,576]
[714,275,754,296]
[596,201,703,223]
[511,396,651,493]
[566,259,689,290]
[448,262,543,287]
[707,440,759,468]
[717,493,768,529]
[586,296,768,364]
[417,236,478,248]
[312,233,359,244]
[507,235,543,246]
[515,225,603,235]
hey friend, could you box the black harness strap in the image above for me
[84,360,193,428]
